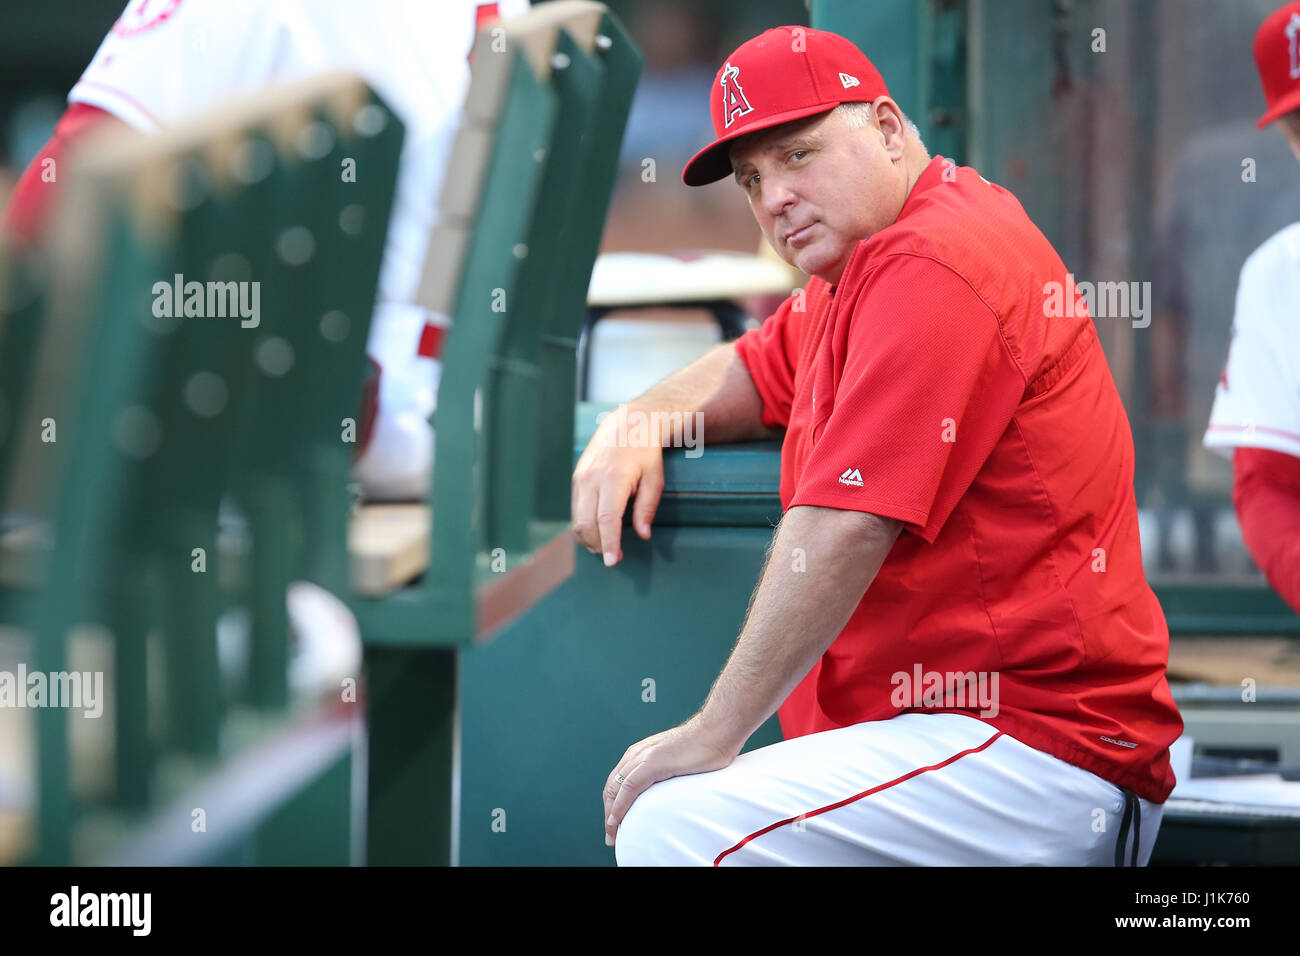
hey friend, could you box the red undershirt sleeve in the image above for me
[2,103,121,244]
[1233,445,1300,615]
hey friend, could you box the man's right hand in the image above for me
[570,342,777,566]
[571,410,665,566]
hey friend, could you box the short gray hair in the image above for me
[834,101,923,142]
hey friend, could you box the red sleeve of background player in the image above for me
[790,254,1025,541]
[1233,446,1300,615]
[732,291,805,430]
[1,103,121,244]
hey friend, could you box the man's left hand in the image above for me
[603,715,740,847]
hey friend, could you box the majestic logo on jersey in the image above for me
[1288,12,1300,79]
[719,63,755,128]
[838,72,860,89]
[838,468,864,487]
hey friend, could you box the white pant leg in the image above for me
[615,712,1164,866]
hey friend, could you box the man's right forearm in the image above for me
[623,342,782,445]
[574,341,781,562]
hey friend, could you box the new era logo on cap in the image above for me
[839,72,860,88]
[838,467,864,487]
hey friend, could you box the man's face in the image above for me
[728,103,910,285]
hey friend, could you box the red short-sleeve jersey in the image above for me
[734,156,1183,803]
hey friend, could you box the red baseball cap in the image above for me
[1254,1,1300,128]
[681,26,890,187]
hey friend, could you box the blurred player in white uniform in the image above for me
[1204,1,1300,614]
[2,0,529,694]
[7,0,530,500]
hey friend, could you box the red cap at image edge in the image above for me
[1255,0,1300,128]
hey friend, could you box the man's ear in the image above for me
[873,98,907,160]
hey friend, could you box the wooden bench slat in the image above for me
[349,504,431,597]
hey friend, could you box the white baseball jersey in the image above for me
[1203,222,1300,461]
[69,0,530,498]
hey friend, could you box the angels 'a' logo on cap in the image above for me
[720,62,755,128]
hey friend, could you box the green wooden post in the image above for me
[106,558,154,810]
[354,5,640,865]
[0,244,47,514]
[489,30,604,556]
[233,133,321,701]
[364,646,458,865]
[533,12,641,522]
[284,102,401,595]
[362,45,556,865]
[28,210,163,863]
[159,514,222,755]
[33,623,71,865]
[246,477,295,710]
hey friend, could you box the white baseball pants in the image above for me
[614,712,1163,866]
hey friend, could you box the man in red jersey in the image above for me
[1204,1,1300,615]
[574,26,1182,865]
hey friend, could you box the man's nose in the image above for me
[760,176,796,219]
